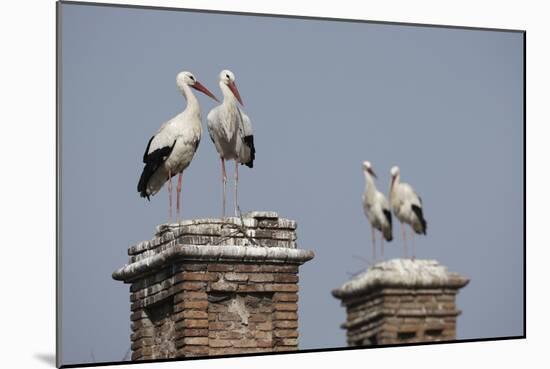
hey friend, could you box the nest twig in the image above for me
[214,206,259,246]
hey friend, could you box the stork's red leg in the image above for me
[381,235,384,260]
[221,158,227,219]
[234,160,239,217]
[176,172,183,222]
[371,225,376,261]
[410,226,416,261]
[401,222,407,259]
[167,168,173,223]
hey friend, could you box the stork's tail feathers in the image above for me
[411,204,427,235]
[241,135,255,168]
[382,209,393,241]
[382,226,393,242]
[137,165,153,200]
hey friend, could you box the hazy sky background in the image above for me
[60,3,524,366]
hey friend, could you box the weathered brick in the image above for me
[274,302,298,312]
[274,312,297,320]
[177,272,218,282]
[131,328,155,340]
[249,313,269,322]
[234,264,261,273]
[209,321,231,330]
[257,321,273,331]
[274,329,299,338]
[132,346,153,360]
[183,291,207,301]
[207,263,234,272]
[264,284,299,292]
[130,310,148,321]
[232,339,258,348]
[273,292,298,302]
[131,338,154,350]
[257,339,274,348]
[225,272,249,282]
[180,281,205,291]
[273,274,299,283]
[254,330,272,339]
[259,305,274,313]
[261,265,299,273]
[274,346,296,352]
[131,319,153,332]
[218,312,240,321]
[177,319,209,329]
[183,337,209,346]
[130,268,172,292]
[182,328,208,337]
[249,273,274,282]
[182,263,208,272]
[274,320,298,329]
[209,339,232,348]
[237,284,265,292]
[176,300,208,311]
[180,345,209,356]
[209,330,242,340]
[181,310,209,319]
[280,338,298,346]
[210,280,238,292]
[208,304,228,313]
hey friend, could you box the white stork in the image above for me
[362,161,393,261]
[137,71,218,222]
[207,70,255,218]
[389,166,427,259]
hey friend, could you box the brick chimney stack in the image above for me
[113,211,314,360]
[332,259,469,346]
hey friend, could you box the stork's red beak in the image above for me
[391,175,396,187]
[368,168,377,179]
[228,80,244,106]
[192,81,219,102]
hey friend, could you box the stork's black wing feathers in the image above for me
[382,208,393,241]
[411,204,427,235]
[193,136,200,152]
[137,138,176,199]
[241,135,255,168]
[383,209,392,228]
[142,136,155,163]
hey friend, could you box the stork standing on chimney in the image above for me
[137,71,218,222]
[362,161,393,261]
[389,166,427,259]
[207,69,256,218]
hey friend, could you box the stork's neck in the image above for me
[390,174,400,196]
[181,83,200,115]
[364,172,377,196]
[220,81,238,108]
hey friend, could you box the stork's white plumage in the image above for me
[389,166,427,259]
[207,70,255,217]
[362,161,393,260]
[137,71,218,222]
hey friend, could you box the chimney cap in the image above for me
[332,259,469,299]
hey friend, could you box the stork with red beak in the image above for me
[362,161,393,261]
[137,71,218,222]
[207,70,256,218]
[389,166,427,259]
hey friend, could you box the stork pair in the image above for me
[362,162,427,261]
[137,70,255,223]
